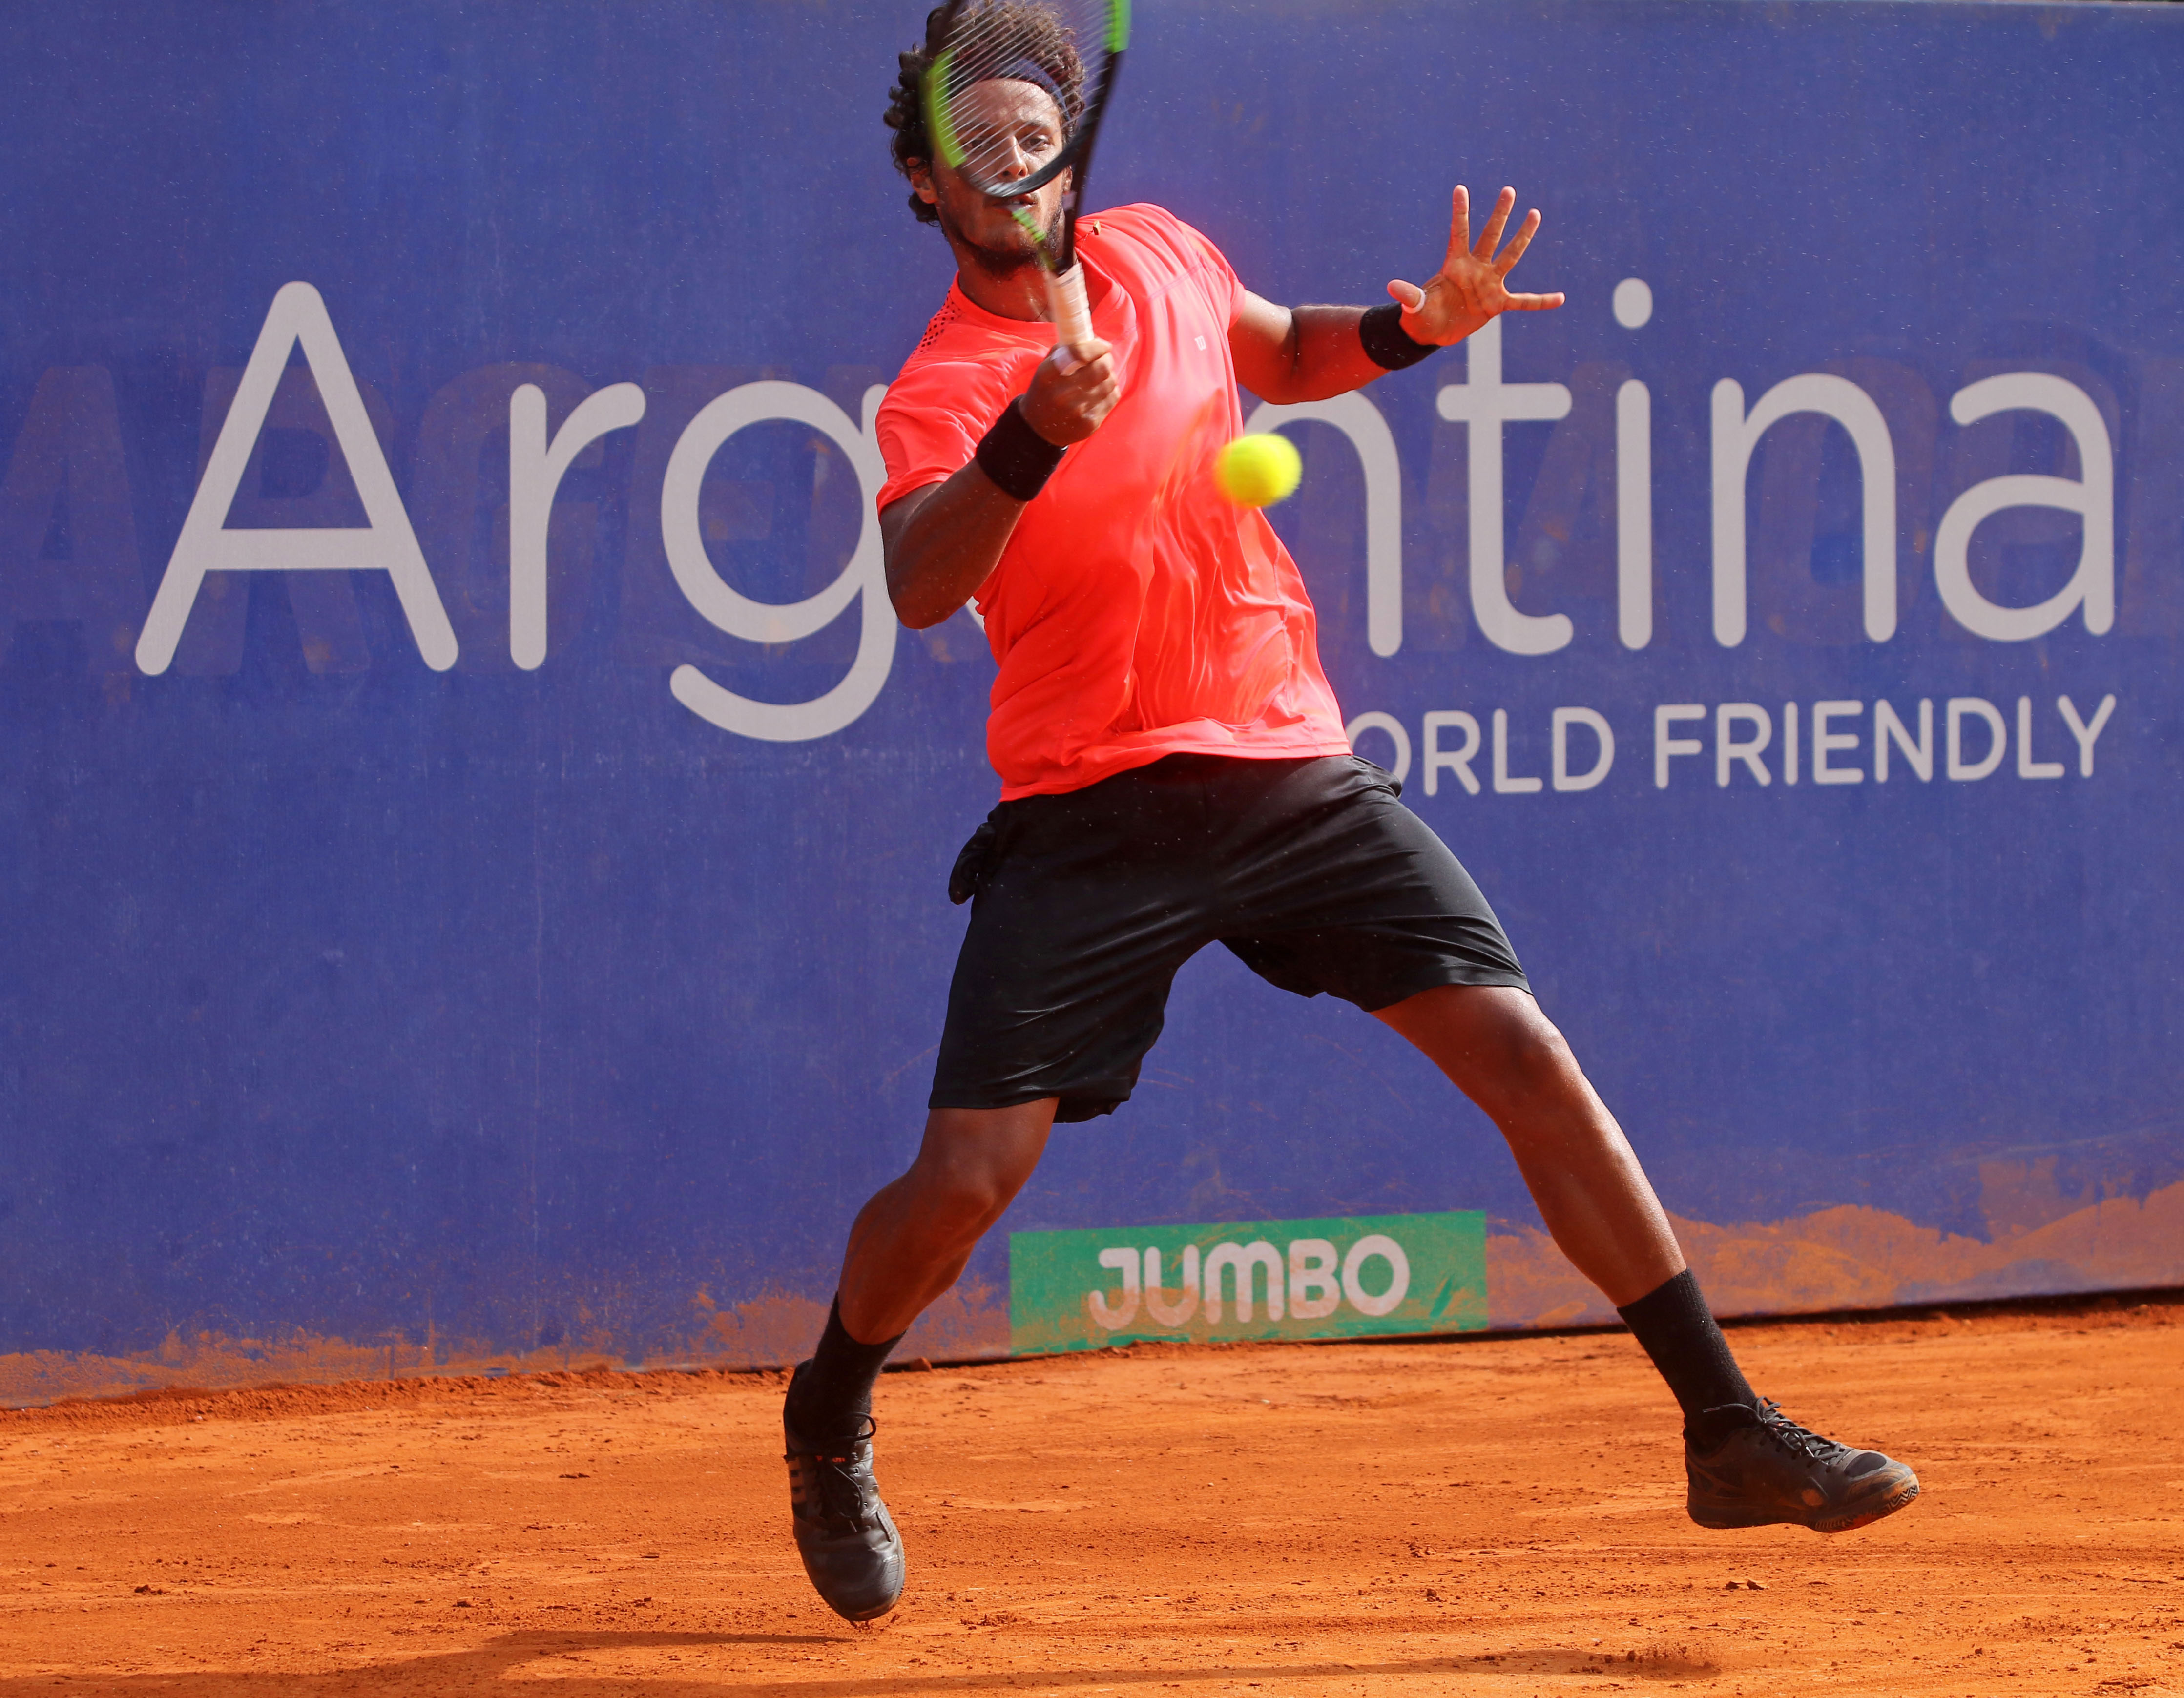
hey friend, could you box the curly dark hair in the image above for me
[885,3,1086,227]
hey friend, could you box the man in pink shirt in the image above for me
[874,198,1355,796]
[782,4,1918,1625]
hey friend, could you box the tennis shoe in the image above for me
[1685,1399,1919,1533]
[783,1367,905,1622]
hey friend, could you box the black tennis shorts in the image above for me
[931,752,1529,1123]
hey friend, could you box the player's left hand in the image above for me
[1387,185,1565,346]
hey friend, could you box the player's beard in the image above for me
[936,193,1062,281]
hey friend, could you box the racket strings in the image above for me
[935,3,1091,109]
[929,0,1107,191]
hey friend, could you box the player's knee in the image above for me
[909,1106,1047,1239]
[913,1153,1028,1241]
[1513,1012,1576,1077]
[1475,1006,1580,1109]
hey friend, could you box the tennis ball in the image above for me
[1215,432,1303,507]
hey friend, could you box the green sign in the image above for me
[1008,1210,1487,1356]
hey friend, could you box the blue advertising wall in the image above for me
[3,0,2181,1401]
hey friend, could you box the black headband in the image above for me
[983,57,1065,112]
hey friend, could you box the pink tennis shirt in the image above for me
[875,204,1353,800]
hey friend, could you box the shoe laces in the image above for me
[800,1415,881,1532]
[1750,1398,1854,1465]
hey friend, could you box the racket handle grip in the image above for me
[1047,264,1094,359]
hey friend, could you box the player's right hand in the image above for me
[1019,339,1118,446]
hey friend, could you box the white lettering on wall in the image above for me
[1934,373,2114,642]
[1437,317,1575,655]
[1492,708,1543,794]
[1087,1246,1141,1330]
[1617,378,1653,649]
[96,326,2139,739]
[1141,1246,1199,1328]
[1287,1239,1341,1321]
[1202,1241,1285,1324]
[661,382,897,742]
[509,382,646,669]
[1087,1235,1426,1335]
[1342,1234,1410,1317]
[1552,707,1615,792]
[1369,699,2116,795]
[1716,704,1772,787]
[1656,704,1706,788]
[1613,277,1655,651]
[2058,693,2117,775]
[1811,700,1865,785]
[1245,393,1404,657]
[412,363,598,674]
[1712,374,1897,647]
[1947,697,2008,781]
[1873,699,1934,783]
[2016,696,2066,780]
[1423,711,1482,797]
[138,282,457,675]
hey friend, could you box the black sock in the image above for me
[783,1297,904,1446]
[1615,1269,1756,1448]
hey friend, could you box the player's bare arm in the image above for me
[887,48,1124,631]
[882,338,1119,628]
[895,180,1551,624]
[1229,184,1564,404]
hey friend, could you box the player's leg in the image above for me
[784,758,1220,1620]
[840,1101,1056,1339]
[1370,984,1681,1307]
[1374,981,1918,1534]
[782,1101,1053,1624]
[1209,754,1917,1534]
[790,1099,1055,1441]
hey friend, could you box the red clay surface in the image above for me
[2,1296,2180,1696]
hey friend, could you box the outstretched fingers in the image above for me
[1494,207,1543,274]
[1473,186,1517,262]
[1444,185,1473,269]
[1430,183,1561,319]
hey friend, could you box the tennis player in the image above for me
[783,6,1919,1623]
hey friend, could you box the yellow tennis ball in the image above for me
[1215,432,1303,507]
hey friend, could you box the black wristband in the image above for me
[974,399,1067,502]
[1358,302,1438,371]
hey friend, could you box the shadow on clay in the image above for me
[0,1627,1724,1692]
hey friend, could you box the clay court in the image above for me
[3,1296,2179,1697]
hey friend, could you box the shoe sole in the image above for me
[1690,1476,1920,1534]
[1815,1476,1921,1534]
[830,1591,903,1625]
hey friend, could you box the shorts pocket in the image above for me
[947,816,1003,905]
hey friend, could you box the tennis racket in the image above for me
[922,0,1129,357]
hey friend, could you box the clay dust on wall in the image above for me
[5,1179,2177,1408]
